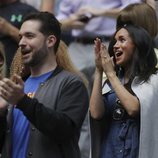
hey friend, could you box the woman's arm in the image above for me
[90,38,105,119]
[100,44,140,117]
[90,69,105,119]
[40,0,55,13]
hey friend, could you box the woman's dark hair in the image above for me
[22,11,61,53]
[108,24,158,83]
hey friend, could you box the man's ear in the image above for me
[46,35,56,48]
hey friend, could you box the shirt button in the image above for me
[28,152,33,156]
[40,82,44,86]
[31,127,36,131]
[120,149,123,153]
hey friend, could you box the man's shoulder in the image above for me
[47,67,85,87]
[57,69,82,82]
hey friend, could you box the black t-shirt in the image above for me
[0,1,38,76]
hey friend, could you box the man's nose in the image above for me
[19,37,26,47]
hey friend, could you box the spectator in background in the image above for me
[21,0,60,15]
[0,0,37,76]
[0,42,6,77]
[20,0,42,10]
[0,42,8,154]
[40,0,55,13]
[145,0,156,9]
[0,12,89,158]
[116,3,157,43]
[116,3,158,65]
[0,42,6,157]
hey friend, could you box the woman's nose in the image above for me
[113,41,119,48]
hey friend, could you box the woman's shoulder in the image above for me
[132,71,158,86]
[131,72,158,103]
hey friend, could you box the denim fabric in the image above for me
[100,87,139,158]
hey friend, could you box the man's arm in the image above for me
[16,79,89,142]
[0,75,89,142]
[60,14,86,31]
[0,17,19,42]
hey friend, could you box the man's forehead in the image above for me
[21,20,41,28]
[20,20,41,33]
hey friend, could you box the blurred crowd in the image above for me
[0,0,158,158]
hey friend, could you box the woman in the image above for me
[90,25,158,158]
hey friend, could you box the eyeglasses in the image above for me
[112,99,125,121]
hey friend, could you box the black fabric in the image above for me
[0,1,37,76]
[74,36,111,44]
[0,112,7,153]
[1,67,89,158]
[154,35,158,48]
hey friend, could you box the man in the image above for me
[0,0,37,76]
[0,12,89,158]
